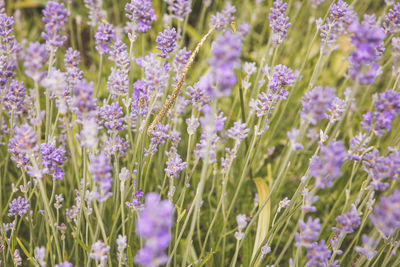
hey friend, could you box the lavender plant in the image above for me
[0,0,400,266]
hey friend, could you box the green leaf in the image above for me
[251,178,271,263]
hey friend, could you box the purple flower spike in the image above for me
[41,1,68,49]
[95,23,115,55]
[361,89,400,136]
[305,240,332,267]
[24,42,48,82]
[384,3,400,34]
[268,0,291,46]
[332,204,361,235]
[226,120,249,142]
[125,0,157,33]
[84,0,107,28]
[355,234,378,259]
[268,64,296,95]
[3,80,26,114]
[89,152,113,202]
[99,102,126,133]
[165,0,192,22]
[301,86,336,125]
[90,240,110,266]
[8,197,30,217]
[199,30,243,97]
[165,147,187,179]
[309,140,347,189]
[8,123,38,167]
[135,193,174,266]
[210,3,236,30]
[40,142,67,181]
[370,189,400,237]
[295,217,321,248]
[318,0,356,50]
[55,261,73,267]
[156,27,177,58]
[362,149,400,191]
[348,16,385,84]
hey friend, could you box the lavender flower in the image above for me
[99,102,126,133]
[226,120,249,142]
[55,261,73,267]
[84,0,107,28]
[116,235,127,264]
[234,214,247,240]
[186,83,210,111]
[64,48,83,92]
[310,0,324,9]
[186,115,199,135]
[361,89,400,136]
[355,234,378,259]
[24,42,48,82]
[199,30,243,97]
[165,0,192,21]
[268,64,296,95]
[125,0,157,34]
[295,217,321,248]
[332,204,361,235]
[146,123,170,155]
[210,3,236,30]
[370,189,400,237]
[348,16,385,84]
[90,240,110,267]
[95,23,115,55]
[35,246,46,267]
[72,79,97,121]
[40,142,67,181]
[89,152,113,202]
[301,189,319,213]
[156,27,177,58]
[287,128,304,152]
[135,193,174,266]
[309,140,347,189]
[107,68,129,98]
[392,37,400,74]
[8,123,38,167]
[384,3,400,34]
[305,240,332,267]
[300,86,336,125]
[41,1,68,49]
[165,148,187,178]
[317,0,356,50]
[109,40,129,70]
[3,80,26,114]
[348,132,371,161]
[8,197,30,217]
[13,249,22,266]
[268,0,291,46]
[173,47,191,76]
[362,149,400,191]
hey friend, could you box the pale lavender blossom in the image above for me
[135,193,174,266]
[90,240,110,267]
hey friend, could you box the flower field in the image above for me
[0,0,400,266]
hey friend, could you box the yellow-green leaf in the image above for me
[251,177,271,262]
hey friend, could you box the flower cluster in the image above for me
[41,1,68,49]
[199,30,243,97]
[268,0,291,46]
[309,140,347,189]
[361,89,400,136]
[125,0,157,34]
[135,193,174,266]
[370,189,400,237]
[348,15,385,84]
